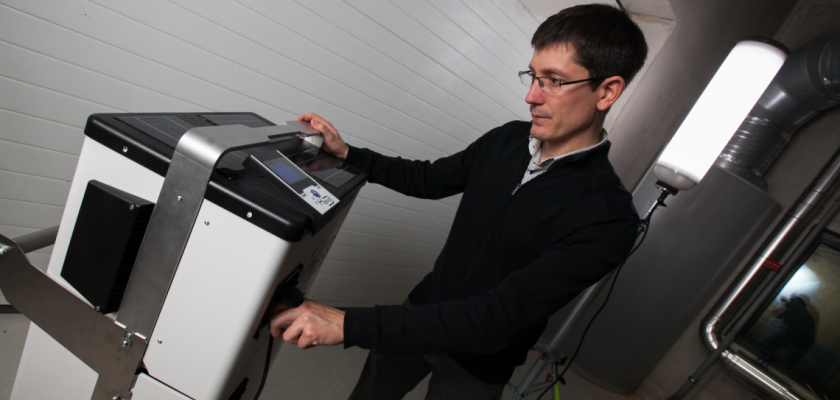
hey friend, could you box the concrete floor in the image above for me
[0,312,642,400]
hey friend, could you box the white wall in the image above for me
[0,0,671,307]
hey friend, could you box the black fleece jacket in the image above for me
[342,120,639,384]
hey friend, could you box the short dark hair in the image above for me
[532,4,648,90]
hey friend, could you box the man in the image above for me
[270,4,647,399]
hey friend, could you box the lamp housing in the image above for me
[654,38,788,191]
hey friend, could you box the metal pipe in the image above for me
[715,29,840,187]
[720,351,808,400]
[691,149,840,400]
[672,196,840,399]
[702,149,840,354]
[691,29,840,400]
[13,226,59,254]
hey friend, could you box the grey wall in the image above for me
[629,1,840,399]
[607,0,798,190]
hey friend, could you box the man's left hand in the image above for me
[269,298,345,349]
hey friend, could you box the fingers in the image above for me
[310,118,338,138]
[296,113,317,122]
[295,114,335,136]
[282,315,306,345]
[296,114,330,131]
[294,114,348,158]
[268,299,344,349]
[284,315,324,349]
[269,306,302,337]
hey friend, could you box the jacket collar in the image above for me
[526,129,610,172]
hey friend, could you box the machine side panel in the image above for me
[132,374,193,400]
[12,137,164,400]
[46,137,165,298]
[11,324,98,400]
[142,198,353,400]
[225,198,356,400]
[141,199,291,400]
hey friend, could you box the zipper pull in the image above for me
[512,183,521,195]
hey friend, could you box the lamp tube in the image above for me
[654,39,788,191]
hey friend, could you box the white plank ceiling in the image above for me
[0,0,673,306]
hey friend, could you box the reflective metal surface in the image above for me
[715,30,840,186]
[687,31,840,400]
[721,351,809,400]
[673,195,840,400]
[0,234,147,400]
[118,122,318,338]
[14,225,59,253]
[698,148,840,400]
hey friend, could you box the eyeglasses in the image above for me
[518,71,606,94]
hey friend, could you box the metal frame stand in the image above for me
[0,121,319,400]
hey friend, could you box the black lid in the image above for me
[84,113,367,242]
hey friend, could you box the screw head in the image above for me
[95,306,101,312]
[120,338,132,349]
[0,248,6,258]
[122,146,128,153]
[246,212,253,218]
[129,204,135,210]
[157,339,163,344]
[112,396,121,400]
[204,221,209,226]
[177,196,182,202]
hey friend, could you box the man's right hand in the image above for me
[296,113,349,159]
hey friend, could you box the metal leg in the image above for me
[0,233,147,400]
[13,226,59,253]
[507,272,614,399]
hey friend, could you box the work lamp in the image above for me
[654,39,788,192]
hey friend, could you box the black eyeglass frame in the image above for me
[518,71,607,92]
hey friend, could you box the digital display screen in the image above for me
[268,160,305,184]
[285,148,360,189]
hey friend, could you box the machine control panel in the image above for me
[245,151,339,214]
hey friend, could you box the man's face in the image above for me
[526,45,602,144]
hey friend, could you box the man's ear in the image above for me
[596,76,625,112]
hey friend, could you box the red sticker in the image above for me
[762,259,781,271]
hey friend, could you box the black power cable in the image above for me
[534,184,674,400]
[253,336,273,400]
[254,281,304,399]
[534,230,646,399]
[536,227,649,400]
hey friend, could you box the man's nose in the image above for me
[525,80,543,105]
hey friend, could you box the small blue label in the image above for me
[311,189,321,197]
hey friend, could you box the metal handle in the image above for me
[13,225,59,253]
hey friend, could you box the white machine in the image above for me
[0,113,367,400]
